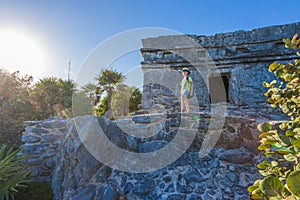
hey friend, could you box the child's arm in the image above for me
[190,80,194,96]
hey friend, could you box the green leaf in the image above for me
[286,130,296,137]
[259,176,284,197]
[278,134,290,146]
[284,74,294,82]
[279,122,288,130]
[286,171,300,197]
[258,144,268,151]
[273,142,283,149]
[275,69,284,77]
[267,98,276,103]
[293,128,300,133]
[258,123,273,132]
[282,106,289,114]
[263,139,278,145]
[265,152,275,157]
[271,161,278,167]
[263,81,271,88]
[269,63,279,72]
[296,164,300,171]
[275,149,290,155]
[253,180,262,187]
[257,161,271,170]
[291,139,300,148]
[290,77,299,84]
[250,193,264,199]
[270,80,277,86]
[283,154,297,162]
[259,132,275,138]
[248,185,258,193]
[288,146,296,153]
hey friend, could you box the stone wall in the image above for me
[140,22,300,117]
[52,111,263,199]
[21,118,68,182]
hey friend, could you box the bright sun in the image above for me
[0,29,49,78]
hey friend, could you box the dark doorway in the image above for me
[209,73,230,103]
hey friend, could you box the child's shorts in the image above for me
[182,90,189,98]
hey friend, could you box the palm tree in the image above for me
[81,83,97,99]
[95,68,124,112]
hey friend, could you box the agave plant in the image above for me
[0,145,30,200]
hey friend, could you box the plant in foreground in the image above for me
[249,34,300,199]
[0,145,30,200]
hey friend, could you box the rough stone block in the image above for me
[22,144,50,154]
[22,134,41,143]
[41,133,61,142]
[30,127,49,134]
[138,140,168,153]
[218,147,253,164]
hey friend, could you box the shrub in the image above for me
[0,70,33,147]
[248,34,300,199]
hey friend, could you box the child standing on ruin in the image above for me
[180,67,193,112]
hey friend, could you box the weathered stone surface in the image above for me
[132,183,152,196]
[22,134,41,143]
[27,158,42,166]
[218,147,253,164]
[30,127,49,134]
[102,186,120,200]
[67,185,96,200]
[138,140,168,153]
[41,133,61,142]
[46,157,57,169]
[115,117,164,138]
[132,115,151,123]
[41,119,68,129]
[95,165,112,183]
[22,144,50,154]
[52,114,260,199]
[76,143,102,181]
[184,171,208,183]
[21,118,67,182]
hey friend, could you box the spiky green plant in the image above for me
[0,145,30,200]
[249,34,300,199]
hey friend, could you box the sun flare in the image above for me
[0,29,49,78]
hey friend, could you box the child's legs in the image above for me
[184,97,190,112]
[180,94,185,111]
[181,91,190,112]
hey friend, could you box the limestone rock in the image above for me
[22,134,41,143]
[218,147,253,164]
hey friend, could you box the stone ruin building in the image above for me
[21,22,300,199]
[140,22,299,119]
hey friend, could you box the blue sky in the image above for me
[0,0,299,86]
